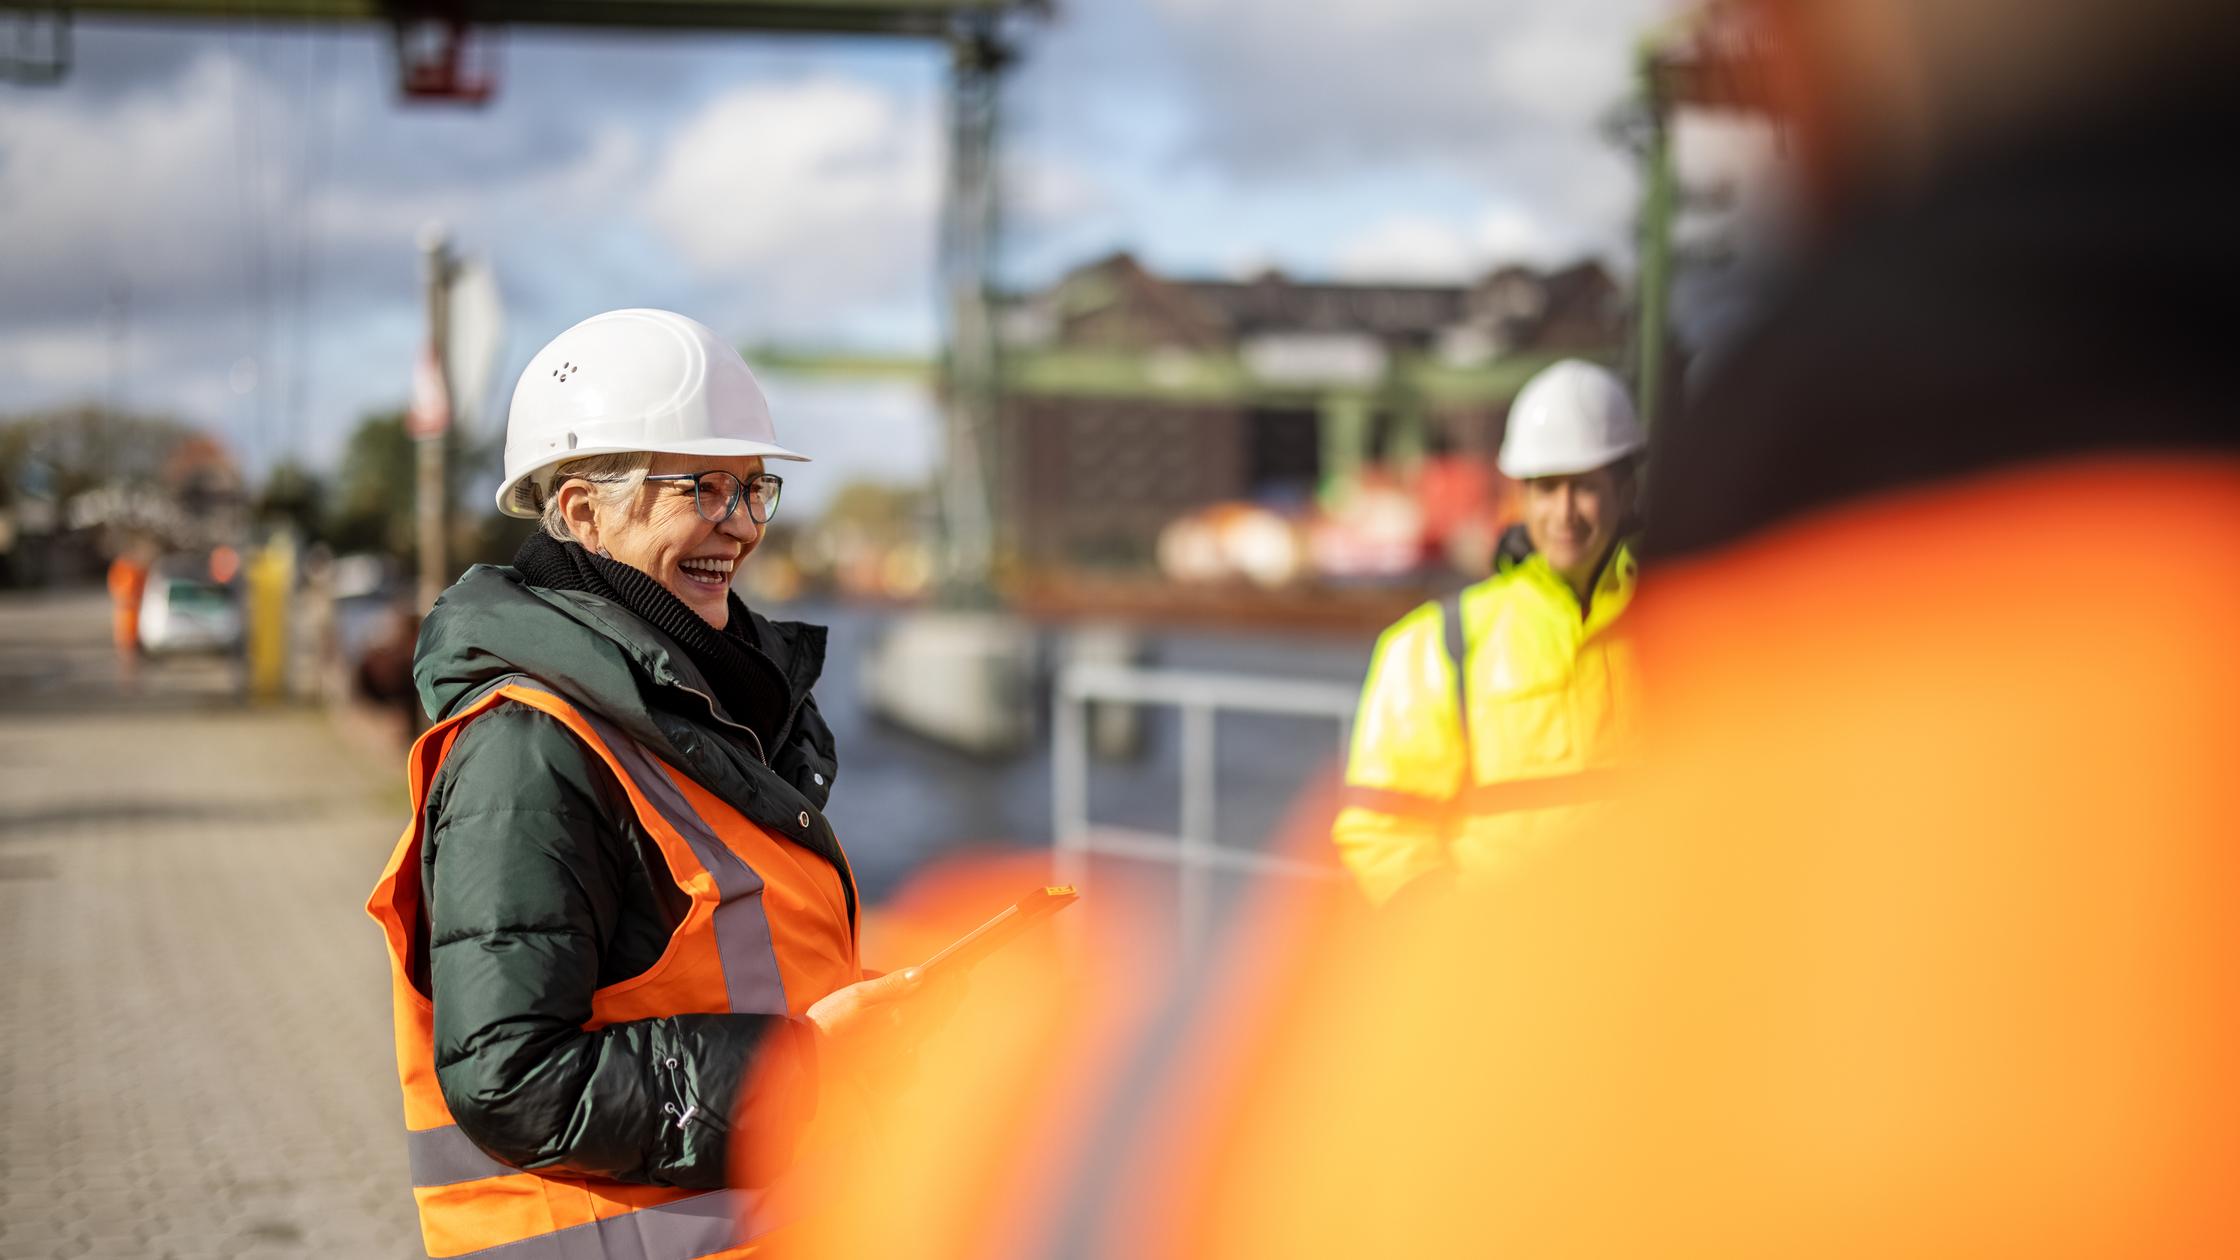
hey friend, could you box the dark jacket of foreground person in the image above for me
[402,557,849,1186]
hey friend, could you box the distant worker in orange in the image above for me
[106,539,153,689]
[207,543,241,586]
[1331,359,1645,904]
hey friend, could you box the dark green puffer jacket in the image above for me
[409,563,853,1189]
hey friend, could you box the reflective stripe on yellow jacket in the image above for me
[1333,546,1641,904]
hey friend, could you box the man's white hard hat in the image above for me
[495,308,809,519]
[1496,358,1645,480]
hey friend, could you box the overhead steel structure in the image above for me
[4,0,1040,596]
[1627,0,1774,430]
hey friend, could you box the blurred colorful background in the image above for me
[0,1,1792,1254]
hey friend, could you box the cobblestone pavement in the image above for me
[0,590,424,1260]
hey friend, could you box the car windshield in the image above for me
[166,582,232,612]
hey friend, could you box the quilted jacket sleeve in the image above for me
[421,703,819,1189]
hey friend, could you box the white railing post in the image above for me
[1052,666,1089,890]
[1178,701,1217,959]
[1048,663,1355,962]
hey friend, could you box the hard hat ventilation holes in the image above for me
[496,309,806,519]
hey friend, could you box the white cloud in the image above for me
[758,373,939,519]
[1006,150,1105,226]
[1333,216,1474,282]
[1148,0,1666,162]
[1124,0,1668,272]
[0,53,278,316]
[1,10,1710,486]
[1471,207,1570,267]
[1333,205,1581,283]
[641,77,941,332]
[0,326,112,392]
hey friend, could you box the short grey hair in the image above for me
[537,451,654,544]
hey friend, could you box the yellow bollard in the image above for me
[245,533,295,704]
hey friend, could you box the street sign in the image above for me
[444,257,506,441]
[405,342,451,439]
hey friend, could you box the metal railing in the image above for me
[1051,662,1359,954]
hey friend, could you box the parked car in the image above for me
[138,571,242,655]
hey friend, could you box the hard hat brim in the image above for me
[1496,443,1643,481]
[494,436,811,519]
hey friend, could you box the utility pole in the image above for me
[1633,51,1676,432]
[937,16,1007,601]
[1633,2,1776,430]
[411,223,456,613]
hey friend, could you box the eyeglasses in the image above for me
[641,471,784,525]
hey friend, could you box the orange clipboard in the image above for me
[914,885,1080,978]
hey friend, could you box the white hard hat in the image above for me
[495,308,809,518]
[1496,358,1644,479]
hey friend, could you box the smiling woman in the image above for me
[367,309,940,1260]
[539,451,774,630]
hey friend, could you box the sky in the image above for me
[0,0,1712,515]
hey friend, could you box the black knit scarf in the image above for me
[514,531,792,751]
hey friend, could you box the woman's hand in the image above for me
[804,968,966,1087]
[805,968,922,1047]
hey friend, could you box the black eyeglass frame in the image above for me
[641,470,784,525]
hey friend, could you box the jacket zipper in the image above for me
[676,674,817,781]
[673,679,769,766]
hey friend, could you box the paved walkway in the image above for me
[0,589,423,1259]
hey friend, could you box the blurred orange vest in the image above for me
[1115,457,2240,1258]
[770,458,2240,1260]
[107,554,149,647]
[367,681,857,1260]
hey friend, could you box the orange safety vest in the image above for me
[367,680,859,1260]
[752,459,2240,1258]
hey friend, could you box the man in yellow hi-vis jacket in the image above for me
[1335,359,1645,905]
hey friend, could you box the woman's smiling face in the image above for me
[564,453,765,630]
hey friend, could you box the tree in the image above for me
[326,410,416,558]
[257,460,328,540]
[0,404,213,507]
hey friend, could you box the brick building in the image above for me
[996,252,1628,571]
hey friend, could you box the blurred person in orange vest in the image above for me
[207,543,241,586]
[1109,0,2240,1252]
[106,537,154,688]
[1331,358,1645,905]
[369,310,949,1260]
[1411,426,1496,570]
[747,0,2240,1255]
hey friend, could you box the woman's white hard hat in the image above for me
[495,308,809,519]
[1496,358,1645,480]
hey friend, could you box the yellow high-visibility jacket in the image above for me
[1334,545,1641,904]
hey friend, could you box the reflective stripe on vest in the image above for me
[408,1124,516,1188]
[580,706,789,1018]
[368,681,856,1260]
[434,1188,747,1260]
[1440,591,1470,755]
[1337,765,1631,821]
